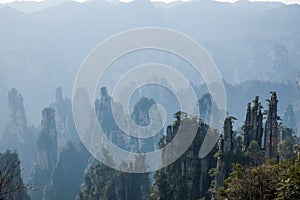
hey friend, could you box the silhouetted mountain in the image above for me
[0,0,299,128]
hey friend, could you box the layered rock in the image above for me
[37,108,57,169]
[213,117,235,199]
[1,88,37,181]
[78,158,149,200]
[264,92,279,158]
[223,117,234,154]
[243,96,263,149]
[4,88,27,143]
[77,87,151,200]
[269,44,298,82]
[77,160,112,200]
[29,107,58,200]
[198,93,223,128]
[157,112,217,200]
[198,93,212,123]
[213,135,225,200]
[94,87,162,153]
[94,87,127,149]
[50,87,79,150]
[43,142,89,200]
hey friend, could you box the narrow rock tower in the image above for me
[243,96,263,149]
[264,92,279,158]
[37,108,58,170]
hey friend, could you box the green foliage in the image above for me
[276,159,300,200]
[227,116,237,121]
[77,160,115,200]
[213,150,222,158]
[208,168,217,177]
[220,158,300,200]
[173,111,188,123]
[278,136,296,161]
[78,158,150,200]
[245,140,265,166]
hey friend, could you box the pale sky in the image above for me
[0,0,299,5]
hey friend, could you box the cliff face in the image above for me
[131,97,164,152]
[243,96,263,149]
[78,160,149,200]
[43,143,89,200]
[264,92,279,158]
[94,87,127,149]
[5,88,27,143]
[37,108,57,170]
[213,135,225,200]
[268,44,298,82]
[158,114,216,200]
[283,104,297,134]
[242,93,280,158]
[29,107,58,200]
[78,87,151,200]
[213,117,235,200]
[223,117,234,154]
[50,87,79,150]
[1,88,37,181]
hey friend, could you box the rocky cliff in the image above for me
[1,88,37,181]
[50,87,79,150]
[29,107,58,200]
[264,92,280,158]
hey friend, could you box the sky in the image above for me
[0,0,299,5]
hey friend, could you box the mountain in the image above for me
[0,0,299,130]
[0,0,73,13]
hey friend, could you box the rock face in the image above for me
[50,87,79,150]
[77,160,112,200]
[198,93,222,128]
[94,87,162,153]
[77,87,151,200]
[29,107,58,200]
[213,135,225,200]
[95,87,115,132]
[78,161,149,200]
[283,104,297,134]
[223,117,234,154]
[131,97,164,152]
[198,93,212,123]
[78,154,149,200]
[243,96,263,149]
[5,88,27,143]
[1,88,37,181]
[269,44,298,82]
[94,87,127,149]
[213,117,234,200]
[157,113,216,200]
[242,93,280,158]
[43,143,89,200]
[37,108,57,170]
[264,92,279,158]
